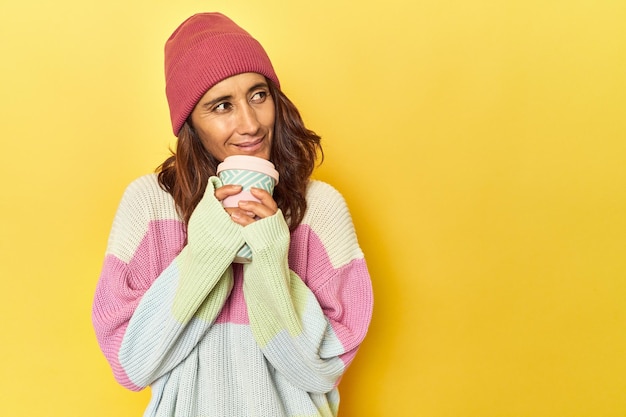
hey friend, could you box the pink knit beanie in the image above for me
[164,13,280,136]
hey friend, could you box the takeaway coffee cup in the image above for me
[216,155,280,263]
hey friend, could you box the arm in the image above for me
[92,176,245,390]
[240,182,373,393]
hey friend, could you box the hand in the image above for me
[232,188,278,226]
[215,185,278,226]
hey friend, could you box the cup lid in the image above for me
[216,155,279,183]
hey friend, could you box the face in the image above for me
[190,72,275,161]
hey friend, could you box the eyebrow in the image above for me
[199,82,270,110]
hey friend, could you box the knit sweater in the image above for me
[92,174,373,417]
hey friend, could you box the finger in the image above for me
[229,209,257,226]
[238,199,277,220]
[249,188,278,212]
[214,184,243,202]
[224,207,255,218]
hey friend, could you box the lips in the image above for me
[233,137,264,150]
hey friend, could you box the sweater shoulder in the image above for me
[106,174,182,261]
[304,180,346,211]
[118,174,179,221]
[301,180,365,266]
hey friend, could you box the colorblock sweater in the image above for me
[92,174,373,417]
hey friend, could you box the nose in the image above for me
[235,103,261,135]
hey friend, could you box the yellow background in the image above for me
[1,0,625,415]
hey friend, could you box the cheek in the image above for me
[263,108,276,131]
[197,120,229,143]
[196,129,226,157]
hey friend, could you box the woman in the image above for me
[92,12,373,417]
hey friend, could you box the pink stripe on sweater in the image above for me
[215,264,249,324]
[93,255,145,391]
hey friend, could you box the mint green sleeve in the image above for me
[241,212,347,394]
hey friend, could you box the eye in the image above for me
[250,90,268,103]
[213,102,232,112]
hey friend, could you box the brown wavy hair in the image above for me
[157,79,323,231]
